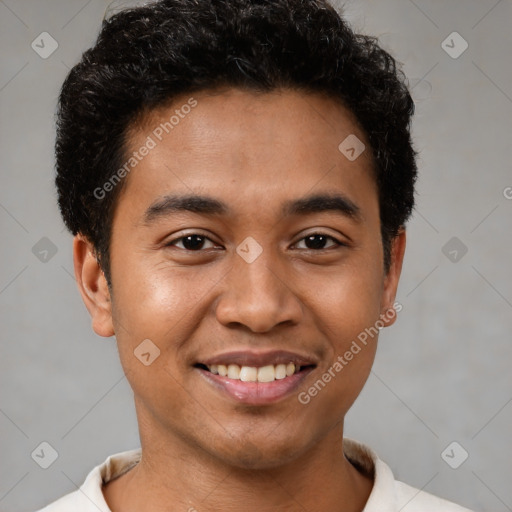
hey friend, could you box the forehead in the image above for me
[118,88,377,221]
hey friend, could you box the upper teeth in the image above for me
[208,363,298,382]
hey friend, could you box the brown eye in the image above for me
[295,234,342,250]
[167,234,217,251]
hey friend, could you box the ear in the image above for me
[379,229,406,328]
[73,234,115,337]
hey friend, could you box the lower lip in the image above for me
[197,367,314,405]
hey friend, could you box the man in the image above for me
[39,0,474,510]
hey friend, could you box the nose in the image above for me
[214,248,303,333]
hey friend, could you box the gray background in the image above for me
[1,0,511,510]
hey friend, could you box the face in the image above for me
[76,88,405,469]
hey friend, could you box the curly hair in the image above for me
[55,0,417,284]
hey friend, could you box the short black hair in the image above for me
[55,0,417,285]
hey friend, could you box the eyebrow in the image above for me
[282,193,362,221]
[143,192,362,224]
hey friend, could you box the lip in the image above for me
[198,349,318,368]
[196,365,315,405]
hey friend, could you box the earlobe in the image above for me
[379,229,406,328]
[73,234,115,338]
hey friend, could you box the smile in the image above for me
[194,350,317,404]
[199,362,306,382]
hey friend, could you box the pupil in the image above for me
[181,235,329,250]
[306,234,327,250]
[183,235,204,250]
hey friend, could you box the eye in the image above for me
[294,233,343,250]
[166,234,219,251]
[165,232,344,252]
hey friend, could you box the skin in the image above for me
[74,88,406,512]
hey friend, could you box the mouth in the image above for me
[194,362,314,382]
[194,350,317,405]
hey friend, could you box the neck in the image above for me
[103,418,373,512]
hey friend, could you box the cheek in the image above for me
[108,260,193,382]
[109,254,229,400]
[312,259,384,341]
[109,266,200,423]
[111,255,210,338]
[298,277,381,421]
[303,255,383,400]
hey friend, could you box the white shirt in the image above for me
[36,438,474,511]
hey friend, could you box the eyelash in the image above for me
[166,233,344,251]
